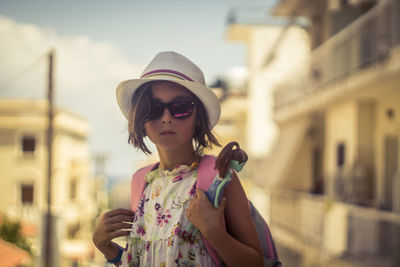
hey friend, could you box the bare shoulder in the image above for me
[224,172,248,209]
[223,172,257,242]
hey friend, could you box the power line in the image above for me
[0,52,47,91]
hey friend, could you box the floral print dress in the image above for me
[120,163,218,267]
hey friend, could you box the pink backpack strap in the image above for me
[197,155,219,190]
[197,155,224,266]
[130,163,158,211]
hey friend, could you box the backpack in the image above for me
[130,155,281,267]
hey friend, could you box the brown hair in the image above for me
[127,82,220,155]
[215,141,248,177]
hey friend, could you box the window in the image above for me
[337,142,346,167]
[22,136,36,153]
[67,223,80,239]
[383,136,398,210]
[70,178,77,200]
[21,184,34,205]
[312,147,324,194]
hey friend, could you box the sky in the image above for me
[0,0,277,180]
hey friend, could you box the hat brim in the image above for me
[116,77,221,129]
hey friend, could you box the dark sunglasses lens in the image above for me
[147,101,194,120]
[170,101,194,119]
[148,102,164,120]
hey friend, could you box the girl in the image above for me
[92,51,263,267]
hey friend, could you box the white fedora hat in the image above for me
[116,51,221,129]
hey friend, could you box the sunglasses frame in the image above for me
[147,99,195,121]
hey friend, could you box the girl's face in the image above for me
[144,81,197,153]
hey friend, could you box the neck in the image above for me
[156,146,198,171]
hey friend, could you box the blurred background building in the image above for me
[0,99,107,266]
[1,0,399,266]
[225,0,400,266]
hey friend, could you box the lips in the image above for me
[160,130,176,135]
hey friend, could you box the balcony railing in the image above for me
[274,0,400,109]
[312,0,399,86]
[6,204,41,225]
[270,189,400,263]
[270,190,325,246]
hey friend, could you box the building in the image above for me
[226,8,311,159]
[227,0,400,266]
[0,99,99,266]
[225,5,311,219]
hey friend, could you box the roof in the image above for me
[0,239,32,267]
[0,98,90,138]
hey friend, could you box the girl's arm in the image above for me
[187,172,263,267]
[92,208,134,265]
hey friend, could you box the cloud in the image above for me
[0,15,147,177]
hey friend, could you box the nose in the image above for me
[160,107,173,123]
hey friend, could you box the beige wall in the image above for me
[286,133,313,191]
[324,100,357,196]
[322,87,400,206]
[228,23,310,158]
[374,89,400,207]
[247,25,281,158]
[213,95,248,149]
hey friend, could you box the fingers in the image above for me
[106,222,133,232]
[103,211,134,234]
[105,208,134,218]
[196,189,207,199]
[218,197,227,211]
[108,229,131,240]
[102,209,134,226]
[107,214,134,224]
[93,209,135,244]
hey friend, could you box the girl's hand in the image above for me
[92,208,134,251]
[186,189,226,235]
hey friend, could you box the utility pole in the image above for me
[44,49,54,267]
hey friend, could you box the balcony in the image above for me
[274,0,400,111]
[270,189,400,265]
[312,0,399,86]
[270,190,325,247]
[6,204,41,225]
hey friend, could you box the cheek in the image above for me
[180,119,196,138]
[144,122,155,138]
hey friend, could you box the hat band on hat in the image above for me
[141,69,194,82]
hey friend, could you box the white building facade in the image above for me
[0,99,99,266]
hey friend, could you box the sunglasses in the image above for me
[147,99,195,120]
